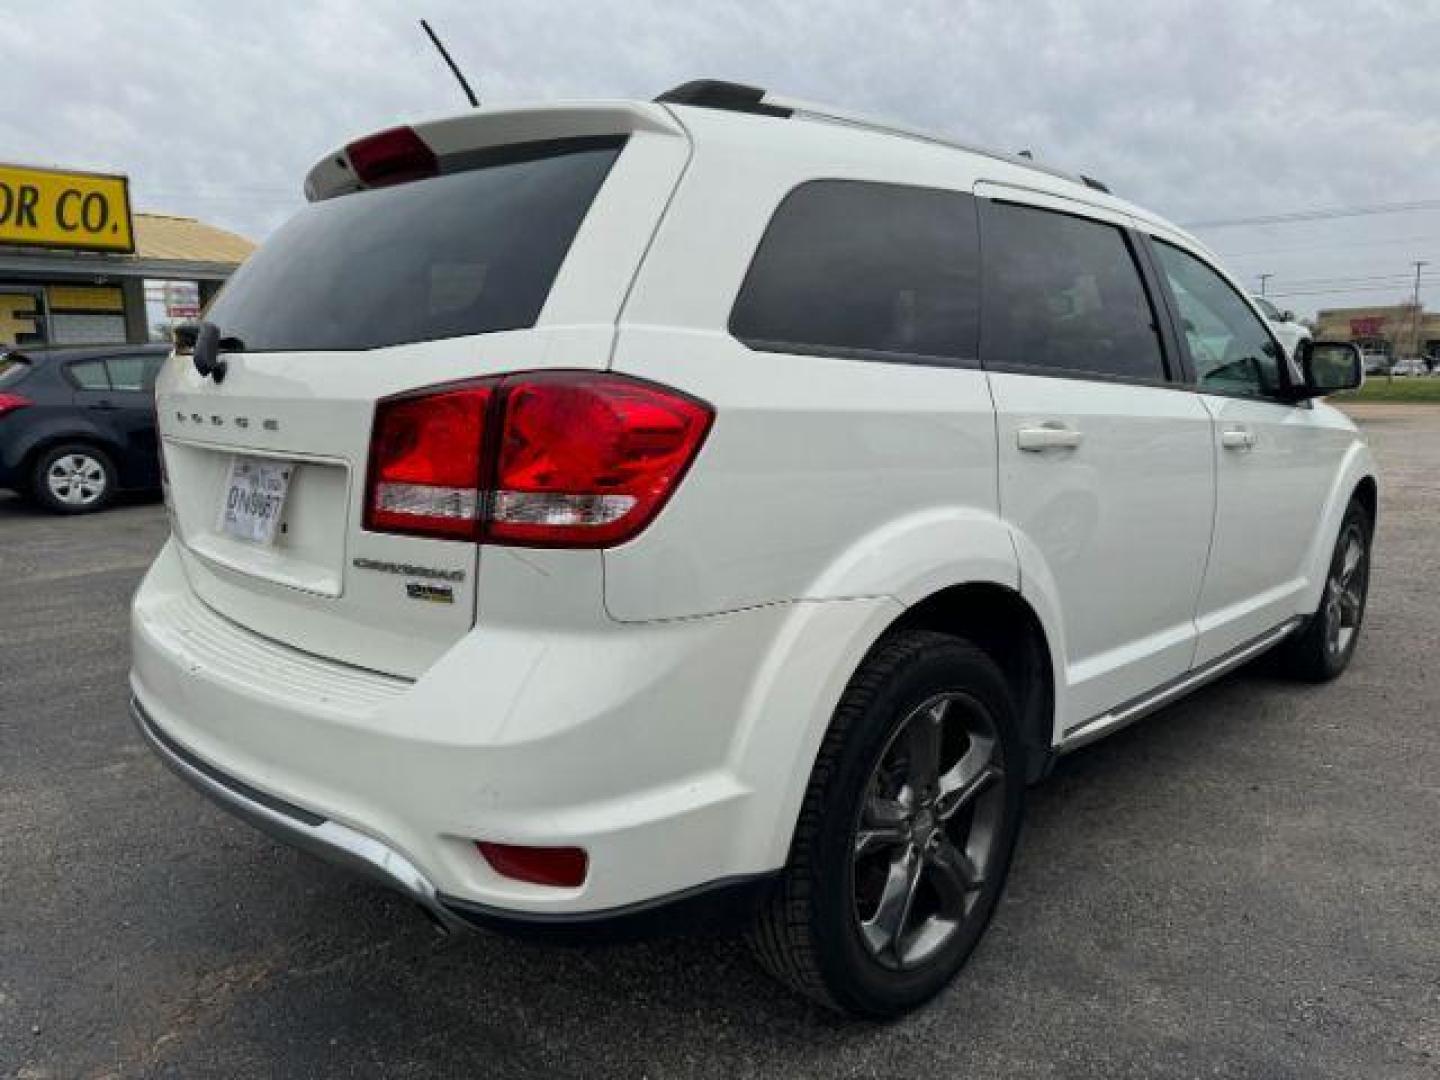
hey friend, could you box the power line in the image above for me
[1267,281,1439,299]
[1265,273,1437,289]
[1216,235,1440,259]
[1183,199,1440,230]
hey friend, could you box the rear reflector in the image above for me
[476,842,588,888]
[0,393,32,418]
[345,126,439,188]
[364,372,712,548]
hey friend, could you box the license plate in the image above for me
[217,457,293,545]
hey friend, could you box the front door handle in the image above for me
[88,399,120,412]
[1220,426,1256,450]
[1017,423,1084,452]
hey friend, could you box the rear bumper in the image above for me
[132,694,774,939]
[130,539,896,923]
[131,694,468,933]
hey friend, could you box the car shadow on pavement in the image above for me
[117,662,1307,1077]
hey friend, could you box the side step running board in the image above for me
[1057,619,1303,753]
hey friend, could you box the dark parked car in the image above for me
[0,343,169,513]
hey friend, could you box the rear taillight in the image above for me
[345,126,439,188]
[363,383,493,540]
[363,372,712,548]
[0,393,32,418]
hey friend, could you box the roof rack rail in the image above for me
[653,79,1113,195]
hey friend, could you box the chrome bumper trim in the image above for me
[130,695,466,933]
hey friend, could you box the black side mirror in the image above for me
[1293,340,1363,399]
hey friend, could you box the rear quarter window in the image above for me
[729,180,981,367]
[67,359,111,390]
[203,137,625,353]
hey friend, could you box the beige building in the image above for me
[1,161,253,347]
[1313,302,1440,360]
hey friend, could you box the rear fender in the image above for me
[736,509,1042,868]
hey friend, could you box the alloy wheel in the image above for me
[851,691,1006,971]
[46,453,108,507]
[1324,524,1367,659]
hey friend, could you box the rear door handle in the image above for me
[88,399,120,412]
[1016,424,1084,451]
[1220,426,1256,450]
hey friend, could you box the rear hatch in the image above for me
[156,103,689,678]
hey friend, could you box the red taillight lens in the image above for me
[0,393,32,417]
[364,382,494,540]
[490,373,713,547]
[345,126,439,188]
[476,842,588,888]
[363,372,712,548]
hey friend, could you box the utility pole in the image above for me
[1411,260,1428,363]
[1258,273,1273,297]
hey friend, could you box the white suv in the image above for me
[1252,295,1311,358]
[131,81,1377,1017]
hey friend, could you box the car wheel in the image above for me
[32,443,116,514]
[750,630,1025,1017]
[1277,499,1372,682]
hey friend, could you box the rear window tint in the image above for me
[204,137,624,352]
[729,180,980,366]
[980,201,1166,382]
[105,355,154,390]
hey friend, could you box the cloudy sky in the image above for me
[3,0,1438,317]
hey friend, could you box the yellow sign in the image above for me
[0,163,134,253]
[47,285,124,312]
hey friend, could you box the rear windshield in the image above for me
[204,137,624,352]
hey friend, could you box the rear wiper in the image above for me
[172,322,244,353]
[189,321,242,384]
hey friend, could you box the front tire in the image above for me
[750,630,1025,1017]
[31,443,116,514]
[1277,499,1372,681]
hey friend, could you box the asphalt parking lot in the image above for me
[2,403,1437,1079]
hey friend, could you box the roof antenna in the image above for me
[419,19,479,107]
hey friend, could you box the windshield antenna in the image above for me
[419,19,479,107]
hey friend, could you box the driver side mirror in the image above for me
[1293,340,1363,399]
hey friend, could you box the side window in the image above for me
[729,180,980,366]
[105,355,153,391]
[1152,241,1285,398]
[67,359,110,390]
[980,201,1167,382]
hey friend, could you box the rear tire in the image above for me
[1276,499,1371,682]
[749,630,1025,1017]
[31,443,116,514]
